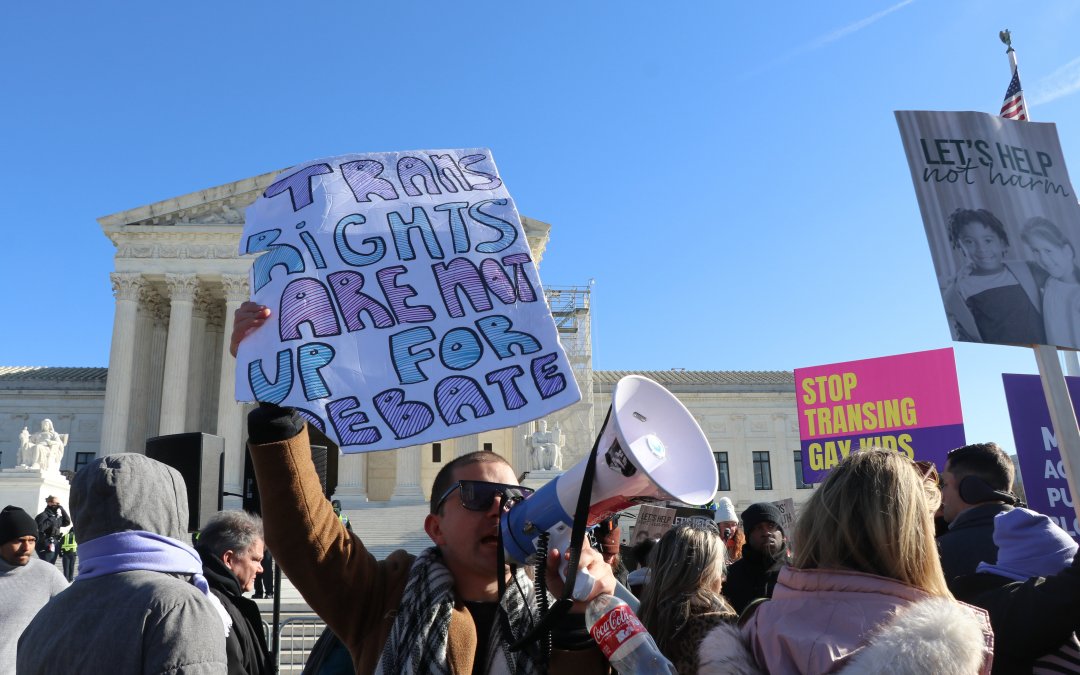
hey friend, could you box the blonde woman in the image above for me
[639,520,737,674]
[699,450,994,674]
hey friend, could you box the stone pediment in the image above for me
[100,167,552,264]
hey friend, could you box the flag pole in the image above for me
[1003,30,1080,527]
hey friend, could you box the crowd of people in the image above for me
[3,302,1080,674]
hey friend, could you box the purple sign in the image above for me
[1002,373,1080,541]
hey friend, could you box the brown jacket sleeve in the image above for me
[248,426,412,674]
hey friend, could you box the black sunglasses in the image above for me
[433,480,534,514]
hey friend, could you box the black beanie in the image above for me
[741,502,783,533]
[0,505,37,544]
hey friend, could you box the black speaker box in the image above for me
[146,432,225,532]
[242,424,338,516]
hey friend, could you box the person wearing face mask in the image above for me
[721,502,790,615]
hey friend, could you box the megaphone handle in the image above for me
[563,565,641,613]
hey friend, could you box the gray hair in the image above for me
[198,510,264,558]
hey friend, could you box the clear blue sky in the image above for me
[4,2,1080,457]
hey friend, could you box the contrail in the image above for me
[739,0,916,80]
[1028,55,1080,105]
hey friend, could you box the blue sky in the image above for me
[4,1,1080,457]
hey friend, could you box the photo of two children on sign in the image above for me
[939,205,1080,350]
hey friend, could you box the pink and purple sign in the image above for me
[795,348,966,484]
[1002,374,1080,540]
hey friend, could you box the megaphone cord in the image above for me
[533,531,553,655]
[507,406,612,654]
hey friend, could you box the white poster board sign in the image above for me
[631,505,677,545]
[896,110,1080,349]
[235,149,581,452]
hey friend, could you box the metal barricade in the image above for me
[276,615,326,673]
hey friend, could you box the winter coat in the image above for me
[17,454,227,674]
[34,505,70,552]
[938,503,1014,586]
[699,566,994,674]
[247,416,609,675]
[199,549,272,675]
[722,543,790,614]
[952,551,1080,674]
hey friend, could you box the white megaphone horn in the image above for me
[501,375,718,600]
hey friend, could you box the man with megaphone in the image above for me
[232,302,615,675]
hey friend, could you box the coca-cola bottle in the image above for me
[585,593,676,674]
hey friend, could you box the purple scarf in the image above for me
[75,530,209,595]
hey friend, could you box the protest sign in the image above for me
[235,149,581,452]
[771,498,796,533]
[1002,373,1080,539]
[896,110,1080,350]
[795,348,966,483]
[631,504,676,546]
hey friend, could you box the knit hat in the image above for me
[715,497,738,523]
[976,507,1078,581]
[0,505,37,544]
[741,502,783,533]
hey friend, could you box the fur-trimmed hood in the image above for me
[699,596,993,674]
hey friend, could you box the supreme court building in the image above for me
[0,170,812,516]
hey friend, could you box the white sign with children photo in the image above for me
[896,110,1080,350]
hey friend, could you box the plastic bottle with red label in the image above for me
[584,593,675,674]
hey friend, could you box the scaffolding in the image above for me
[542,285,595,464]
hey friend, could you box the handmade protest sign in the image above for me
[234,149,581,452]
[795,348,966,484]
[896,110,1080,350]
[1002,373,1080,540]
[770,498,796,533]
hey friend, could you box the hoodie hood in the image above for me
[72,453,189,542]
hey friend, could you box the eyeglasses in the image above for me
[433,480,534,514]
[913,459,939,485]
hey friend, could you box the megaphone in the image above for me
[501,375,718,598]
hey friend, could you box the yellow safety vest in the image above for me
[61,532,77,553]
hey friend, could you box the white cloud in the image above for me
[1027,55,1080,106]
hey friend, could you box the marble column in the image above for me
[145,298,170,439]
[184,289,211,432]
[159,273,199,435]
[216,275,248,495]
[126,286,161,453]
[390,446,424,501]
[100,273,145,455]
[333,453,369,507]
[455,433,480,458]
[201,304,224,434]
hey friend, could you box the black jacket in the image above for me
[722,543,790,614]
[952,553,1080,674]
[34,506,70,551]
[199,548,272,675]
[937,502,1013,587]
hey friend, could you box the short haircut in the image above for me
[198,510,264,559]
[948,208,1009,248]
[429,451,513,514]
[946,442,1014,493]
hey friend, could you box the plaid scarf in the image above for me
[375,547,544,675]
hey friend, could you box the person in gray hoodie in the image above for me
[17,453,228,675]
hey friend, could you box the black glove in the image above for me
[247,402,305,444]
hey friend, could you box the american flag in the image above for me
[1000,69,1028,121]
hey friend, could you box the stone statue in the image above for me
[17,419,68,473]
[525,420,564,471]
